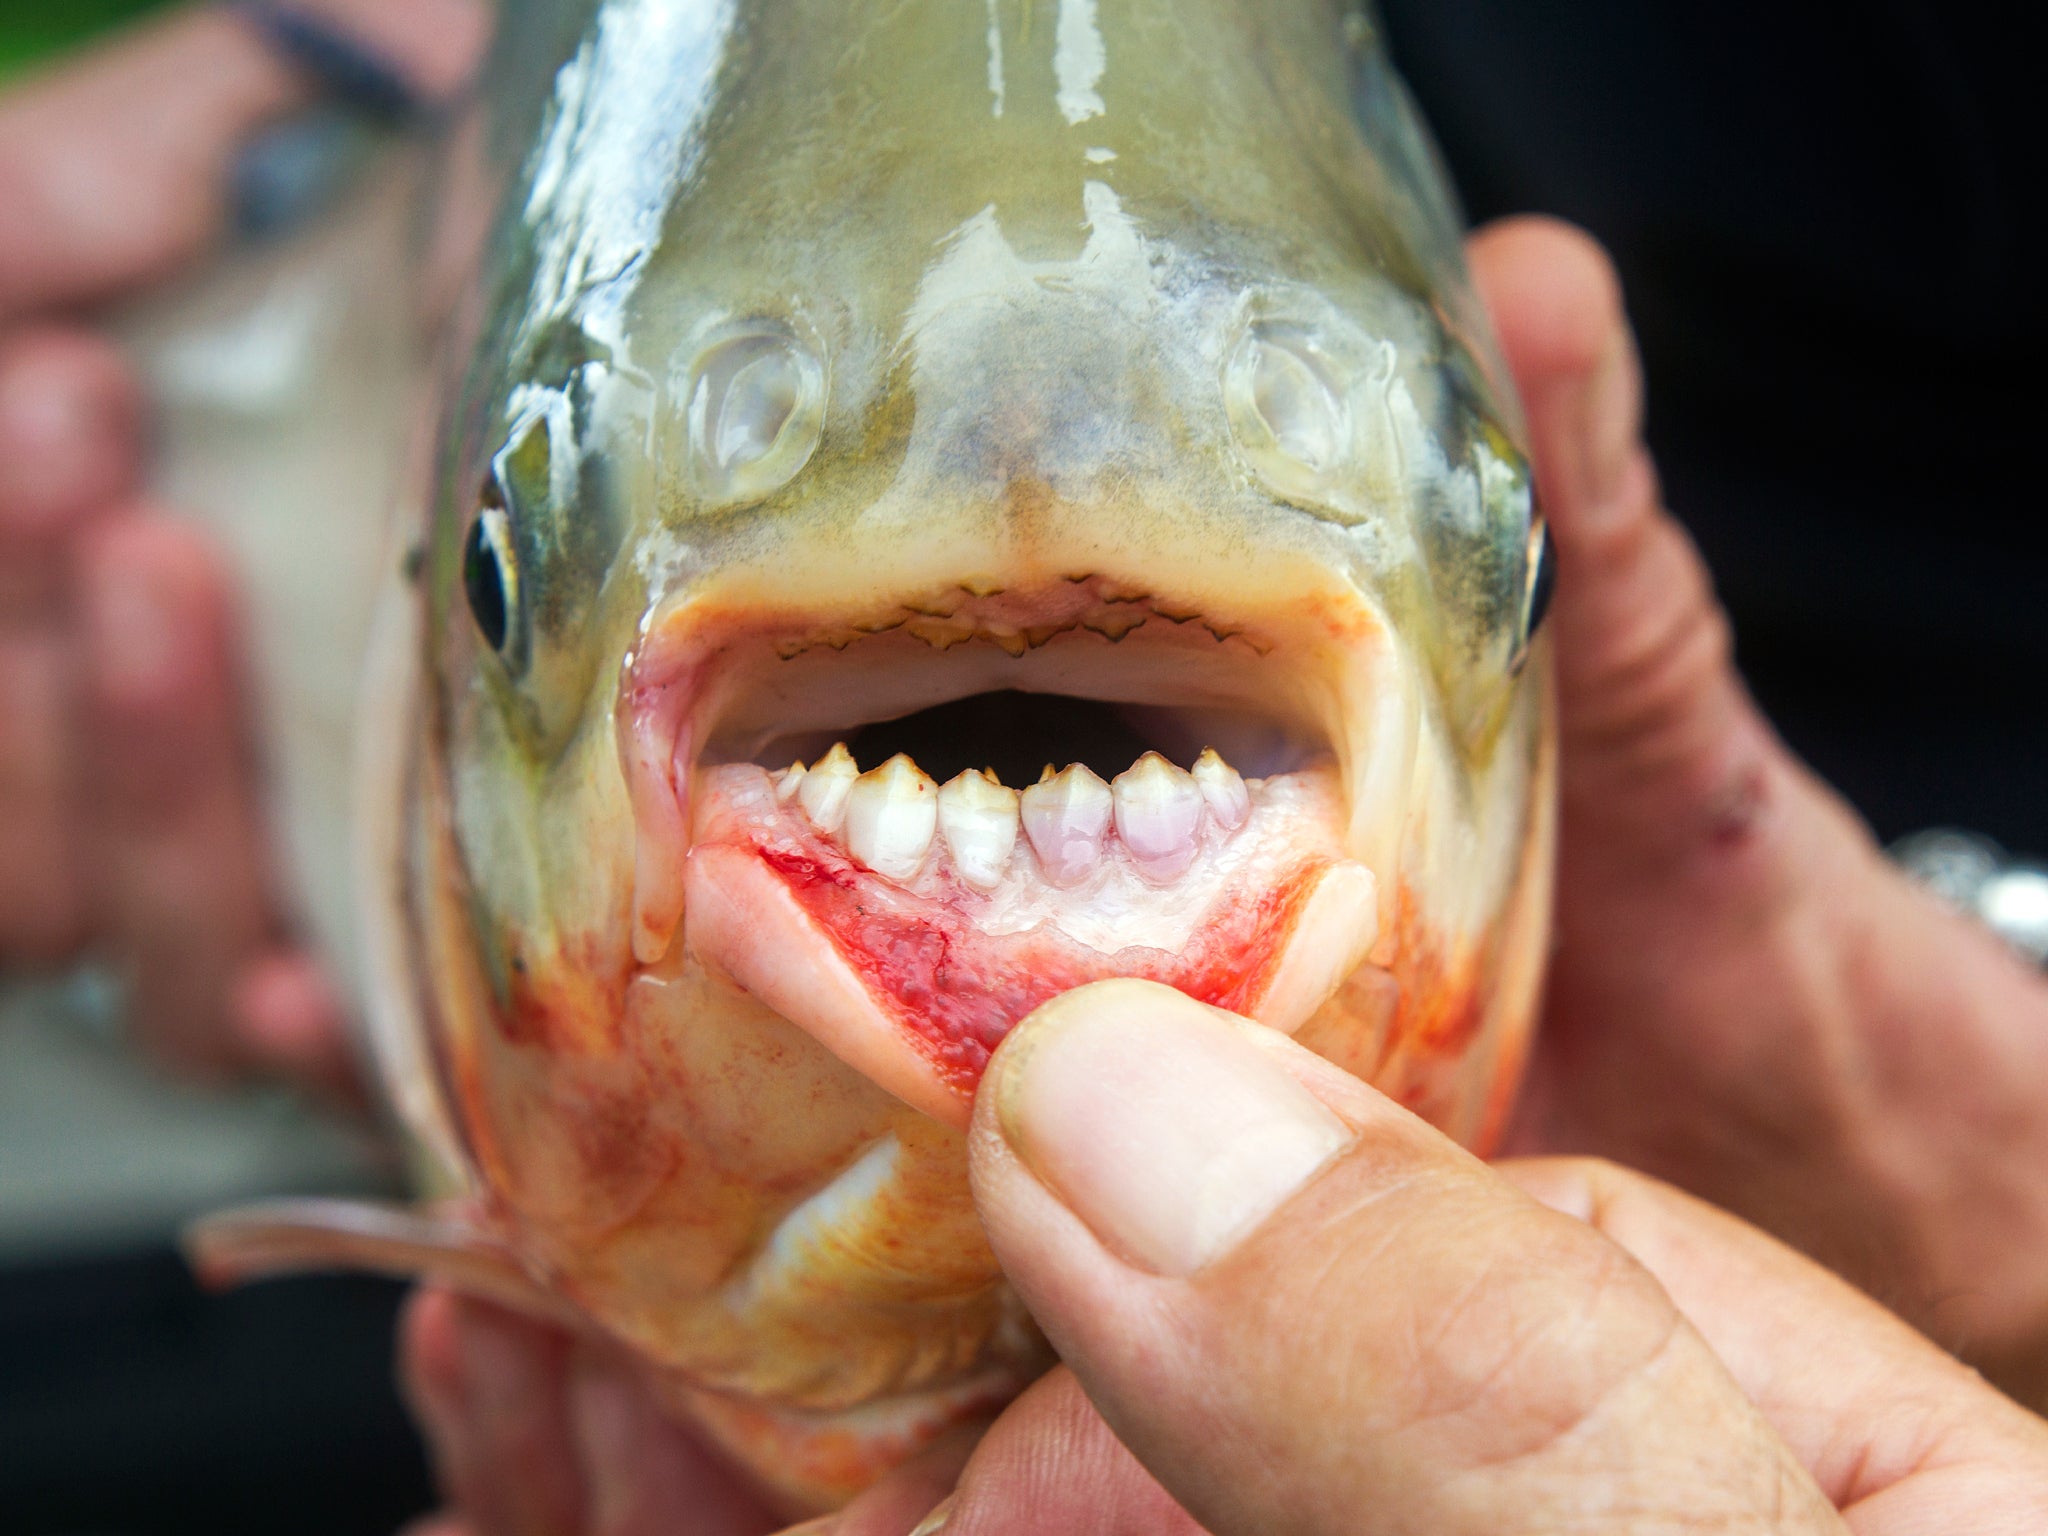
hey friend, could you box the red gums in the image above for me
[756,842,1325,1091]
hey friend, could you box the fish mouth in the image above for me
[624,577,1399,1127]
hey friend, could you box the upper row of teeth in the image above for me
[774,745,1253,889]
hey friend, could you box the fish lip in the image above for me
[617,575,1408,1109]
[628,575,1346,778]
[679,763,1382,1125]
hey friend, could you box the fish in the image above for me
[187,0,1557,1513]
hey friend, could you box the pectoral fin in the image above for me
[184,1198,582,1327]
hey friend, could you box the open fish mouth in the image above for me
[623,575,1392,1127]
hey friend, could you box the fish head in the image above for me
[396,0,1554,1506]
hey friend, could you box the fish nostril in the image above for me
[684,322,827,507]
[1225,319,1352,487]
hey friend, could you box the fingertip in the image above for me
[0,326,146,539]
[1467,215,1627,386]
[1468,216,1645,524]
[976,979,1355,1280]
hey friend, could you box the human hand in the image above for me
[0,0,484,1091]
[1468,219,2048,1390]
[403,981,2048,1535]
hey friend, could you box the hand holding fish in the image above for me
[396,217,2048,1531]
[1470,221,2048,1401]
[8,5,2048,1524]
[404,980,2048,1535]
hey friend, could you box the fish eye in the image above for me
[1511,518,1555,672]
[463,479,519,658]
[684,323,826,506]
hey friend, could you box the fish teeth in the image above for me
[1191,748,1251,831]
[938,770,1020,891]
[1112,752,1206,882]
[787,745,1252,889]
[1021,763,1113,885]
[798,742,858,833]
[843,754,939,882]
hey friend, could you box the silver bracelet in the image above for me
[1890,830,2048,968]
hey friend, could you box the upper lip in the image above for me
[642,577,1329,776]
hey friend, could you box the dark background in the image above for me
[3,2,2042,1533]
[1387,0,2047,855]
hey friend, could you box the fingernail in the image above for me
[996,982,1352,1277]
[908,1496,955,1535]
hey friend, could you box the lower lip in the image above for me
[755,838,1329,1093]
[677,761,1358,1118]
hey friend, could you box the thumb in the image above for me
[1468,217,1778,871]
[967,980,1841,1536]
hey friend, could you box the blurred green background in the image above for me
[0,0,175,80]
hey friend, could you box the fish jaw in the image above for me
[620,573,1404,1124]
[682,767,1378,1128]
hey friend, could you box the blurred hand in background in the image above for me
[0,0,485,1097]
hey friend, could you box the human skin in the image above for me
[0,0,484,1089]
[1481,221,2048,1395]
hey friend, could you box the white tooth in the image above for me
[775,762,808,802]
[1192,747,1251,831]
[1112,752,1206,881]
[843,754,939,882]
[798,742,858,833]
[1021,763,1113,885]
[938,770,1020,891]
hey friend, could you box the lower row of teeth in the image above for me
[773,745,1253,889]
